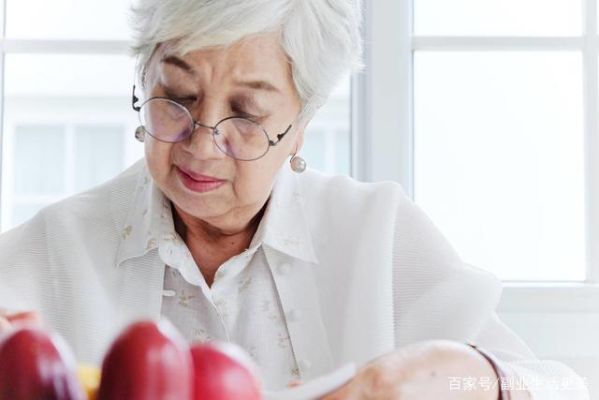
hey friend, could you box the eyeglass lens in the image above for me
[139,98,270,160]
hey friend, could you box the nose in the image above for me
[181,121,226,160]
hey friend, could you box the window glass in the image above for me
[303,74,351,176]
[414,51,585,281]
[1,54,140,231]
[75,125,125,191]
[14,125,65,195]
[6,0,131,39]
[414,0,582,36]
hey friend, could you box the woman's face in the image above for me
[143,33,304,230]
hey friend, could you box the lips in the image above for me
[175,166,226,194]
[176,166,224,183]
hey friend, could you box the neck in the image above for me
[172,201,267,251]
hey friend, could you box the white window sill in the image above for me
[498,282,599,313]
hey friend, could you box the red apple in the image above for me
[190,341,262,400]
[0,326,84,400]
[98,319,193,400]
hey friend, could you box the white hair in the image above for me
[129,0,363,123]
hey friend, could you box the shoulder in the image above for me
[41,158,144,230]
[0,158,145,257]
[294,168,411,255]
[299,168,408,215]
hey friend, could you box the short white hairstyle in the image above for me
[129,0,363,123]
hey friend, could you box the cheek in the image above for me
[144,139,175,181]
[232,157,283,203]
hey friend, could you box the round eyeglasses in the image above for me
[131,85,293,161]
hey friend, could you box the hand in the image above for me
[0,309,42,334]
[321,340,504,400]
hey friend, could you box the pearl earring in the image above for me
[135,126,145,143]
[290,154,306,173]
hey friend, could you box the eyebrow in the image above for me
[234,79,280,93]
[161,55,280,93]
[161,55,196,75]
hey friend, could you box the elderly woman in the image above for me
[0,1,589,399]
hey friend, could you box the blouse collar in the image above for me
[115,161,319,267]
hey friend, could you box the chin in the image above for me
[172,191,231,219]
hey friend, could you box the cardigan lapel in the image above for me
[259,166,334,379]
[115,252,166,322]
[263,246,334,381]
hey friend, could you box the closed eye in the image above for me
[162,88,196,105]
[169,96,196,105]
[230,100,264,121]
[232,109,260,121]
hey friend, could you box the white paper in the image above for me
[263,363,356,400]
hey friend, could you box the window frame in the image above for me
[0,0,133,227]
[351,0,599,302]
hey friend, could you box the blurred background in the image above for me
[0,0,597,396]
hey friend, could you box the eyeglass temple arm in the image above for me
[132,85,141,112]
[269,124,293,146]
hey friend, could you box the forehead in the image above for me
[154,33,294,92]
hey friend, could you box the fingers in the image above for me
[0,316,10,333]
[320,384,354,400]
[0,310,42,334]
[6,311,42,326]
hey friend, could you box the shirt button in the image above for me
[162,289,176,297]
